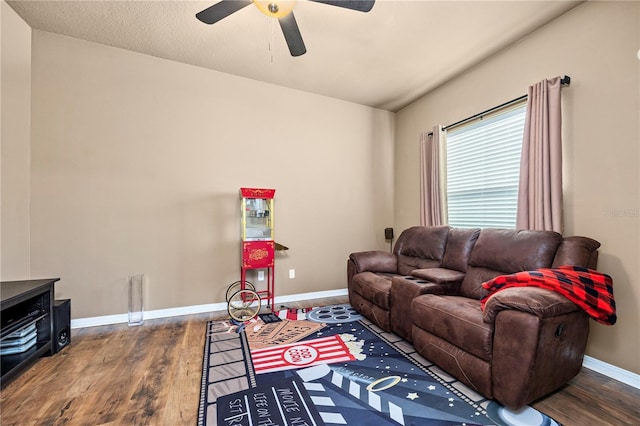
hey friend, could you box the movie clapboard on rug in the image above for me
[199,304,560,426]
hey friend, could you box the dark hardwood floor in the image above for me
[1,295,638,425]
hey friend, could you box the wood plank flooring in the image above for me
[1,295,638,425]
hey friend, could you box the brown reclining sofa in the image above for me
[347,226,601,409]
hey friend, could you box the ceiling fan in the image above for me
[196,0,375,57]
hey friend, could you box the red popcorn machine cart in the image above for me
[239,187,275,311]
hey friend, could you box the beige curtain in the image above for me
[516,77,563,232]
[420,125,447,226]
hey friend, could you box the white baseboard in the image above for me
[70,287,639,391]
[70,288,348,329]
[270,288,348,306]
[582,355,640,389]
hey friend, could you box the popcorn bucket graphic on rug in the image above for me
[251,335,356,374]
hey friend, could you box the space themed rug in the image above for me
[198,304,561,426]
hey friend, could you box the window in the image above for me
[445,101,526,229]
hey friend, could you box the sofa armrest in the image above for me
[492,309,589,408]
[349,251,398,274]
[482,287,580,324]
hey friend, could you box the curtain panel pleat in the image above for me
[420,126,446,226]
[516,77,564,232]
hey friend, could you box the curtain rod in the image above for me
[429,75,571,135]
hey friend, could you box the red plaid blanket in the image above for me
[481,265,616,325]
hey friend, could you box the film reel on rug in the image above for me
[306,304,363,323]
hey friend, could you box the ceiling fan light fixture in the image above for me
[253,0,296,18]
[196,0,374,57]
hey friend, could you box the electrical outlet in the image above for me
[289,269,295,279]
[257,271,265,281]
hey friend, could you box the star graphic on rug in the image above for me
[407,392,419,400]
[428,385,436,391]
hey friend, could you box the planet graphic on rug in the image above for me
[486,402,559,426]
[306,304,363,323]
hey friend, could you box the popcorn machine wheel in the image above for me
[226,280,261,322]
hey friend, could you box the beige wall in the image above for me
[395,1,639,374]
[29,30,394,318]
[1,1,31,280]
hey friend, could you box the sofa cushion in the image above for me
[459,267,502,300]
[459,229,563,299]
[469,229,563,272]
[351,272,394,310]
[441,228,480,272]
[412,295,493,362]
[394,226,450,275]
[411,268,465,285]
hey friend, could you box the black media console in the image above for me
[0,278,59,387]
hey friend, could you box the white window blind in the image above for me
[445,102,526,229]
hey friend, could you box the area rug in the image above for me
[198,304,560,426]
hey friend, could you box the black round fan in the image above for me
[196,0,375,57]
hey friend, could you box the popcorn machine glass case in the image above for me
[240,188,275,310]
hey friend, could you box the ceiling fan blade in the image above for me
[278,12,307,57]
[309,0,375,13]
[196,0,252,25]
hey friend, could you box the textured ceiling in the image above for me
[7,0,581,112]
